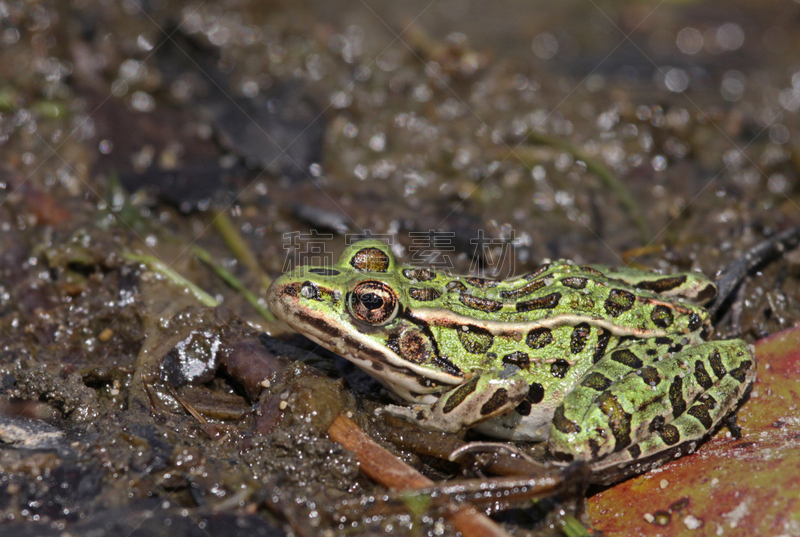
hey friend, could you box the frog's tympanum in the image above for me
[267,240,754,471]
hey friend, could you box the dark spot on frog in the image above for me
[432,354,463,377]
[650,305,674,328]
[457,325,495,354]
[708,349,727,378]
[526,327,554,349]
[516,292,562,312]
[638,366,661,386]
[669,375,686,418]
[283,283,299,297]
[465,277,499,288]
[306,268,340,276]
[597,391,633,451]
[370,362,385,371]
[550,359,570,378]
[659,424,681,445]
[655,336,673,346]
[515,399,532,416]
[627,444,641,459]
[687,394,716,430]
[446,280,468,292]
[668,342,684,353]
[570,323,590,354]
[648,415,666,433]
[696,284,717,303]
[527,382,545,404]
[502,351,530,369]
[611,348,643,369]
[604,289,636,317]
[581,372,612,391]
[522,263,550,280]
[634,275,687,293]
[442,377,480,414]
[408,287,442,301]
[593,331,612,363]
[500,278,545,300]
[693,360,714,390]
[515,383,545,416]
[729,360,753,383]
[552,406,581,434]
[688,312,703,331]
[479,388,509,415]
[459,292,503,312]
[580,266,604,276]
[402,268,436,281]
[560,276,588,289]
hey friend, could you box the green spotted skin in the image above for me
[267,240,756,471]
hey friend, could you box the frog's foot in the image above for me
[548,338,755,468]
[380,374,530,434]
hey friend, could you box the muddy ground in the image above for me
[0,0,799,535]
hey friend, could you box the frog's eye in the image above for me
[349,281,399,325]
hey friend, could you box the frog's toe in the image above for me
[379,403,465,434]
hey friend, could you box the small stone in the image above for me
[98,328,114,342]
[683,515,703,529]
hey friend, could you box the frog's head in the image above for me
[267,240,459,396]
[267,239,402,334]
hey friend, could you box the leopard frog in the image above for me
[267,240,755,471]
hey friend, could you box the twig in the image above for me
[328,414,513,537]
[709,226,800,316]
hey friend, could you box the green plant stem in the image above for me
[525,130,650,243]
[122,252,218,307]
[191,245,276,322]
[211,209,273,291]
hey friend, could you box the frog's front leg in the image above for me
[548,338,755,467]
[382,373,530,434]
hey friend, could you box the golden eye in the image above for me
[349,281,399,325]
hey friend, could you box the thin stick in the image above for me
[328,414,513,537]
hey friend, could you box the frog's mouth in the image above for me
[266,277,463,400]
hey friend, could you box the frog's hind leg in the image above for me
[548,337,755,467]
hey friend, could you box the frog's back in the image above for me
[401,261,711,338]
